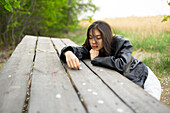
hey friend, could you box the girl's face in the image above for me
[89,29,103,51]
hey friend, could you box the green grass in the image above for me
[65,26,87,46]
[131,33,169,52]
[115,29,170,52]
[143,54,170,80]
[67,34,86,46]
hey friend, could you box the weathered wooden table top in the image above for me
[0,35,169,113]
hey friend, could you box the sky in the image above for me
[80,0,170,19]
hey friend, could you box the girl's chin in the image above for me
[92,48,100,51]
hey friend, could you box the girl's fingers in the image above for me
[66,57,73,69]
[72,59,77,69]
[66,59,71,68]
[67,59,80,69]
[69,60,74,69]
[75,59,80,69]
[71,58,80,69]
[65,52,80,69]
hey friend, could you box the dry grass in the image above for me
[80,16,170,35]
[104,16,170,33]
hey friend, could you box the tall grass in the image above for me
[115,29,170,52]
[104,16,170,33]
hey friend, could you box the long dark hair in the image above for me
[83,20,115,56]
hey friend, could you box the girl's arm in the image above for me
[91,39,133,73]
[60,46,90,63]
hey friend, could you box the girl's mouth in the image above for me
[92,46,97,48]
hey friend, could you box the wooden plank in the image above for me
[51,38,67,55]
[84,60,170,113]
[0,35,37,113]
[28,37,86,113]
[52,38,134,113]
[60,38,79,47]
[61,39,170,113]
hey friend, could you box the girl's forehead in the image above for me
[89,29,101,34]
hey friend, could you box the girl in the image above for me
[60,20,161,100]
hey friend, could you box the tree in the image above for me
[0,0,98,47]
[0,0,21,46]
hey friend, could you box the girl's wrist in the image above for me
[64,51,71,56]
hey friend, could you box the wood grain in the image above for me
[0,35,37,113]
[28,37,86,113]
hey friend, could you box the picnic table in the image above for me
[0,35,169,113]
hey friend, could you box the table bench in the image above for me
[0,35,169,113]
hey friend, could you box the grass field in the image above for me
[67,16,170,107]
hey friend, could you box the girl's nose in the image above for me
[92,38,96,43]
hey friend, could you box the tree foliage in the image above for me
[161,2,170,22]
[0,0,98,46]
[0,0,20,12]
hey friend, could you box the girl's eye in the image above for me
[89,36,92,39]
[97,38,102,40]
[96,36,102,39]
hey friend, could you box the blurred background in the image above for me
[0,0,169,107]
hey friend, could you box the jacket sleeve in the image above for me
[91,39,133,72]
[60,46,90,63]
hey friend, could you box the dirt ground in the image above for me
[0,48,169,108]
[0,48,14,70]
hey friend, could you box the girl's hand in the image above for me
[64,51,80,69]
[90,49,99,60]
